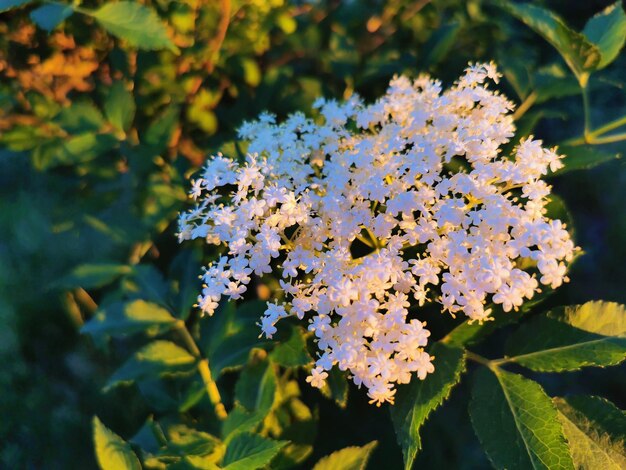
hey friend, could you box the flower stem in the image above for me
[175,320,227,420]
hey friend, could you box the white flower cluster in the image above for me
[178,63,575,406]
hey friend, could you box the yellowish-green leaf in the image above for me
[222,432,287,470]
[82,299,177,337]
[93,416,141,470]
[555,395,626,470]
[105,340,196,389]
[503,301,626,372]
[104,81,136,133]
[312,441,378,470]
[90,1,179,53]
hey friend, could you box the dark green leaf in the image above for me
[320,367,349,408]
[583,2,626,69]
[554,145,621,175]
[169,248,202,316]
[312,441,378,470]
[55,102,105,133]
[391,343,465,470]
[143,105,180,153]
[504,301,626,372]
[105,340,196,389]
[200,301,269,377]
[422,22,462,68]
[104,81,136,133]
[49,133,118,168]
[469,368,573,470]
[56,263,131,289]
[497,1,600,81]
[222,432,287,470]
[270,326,313,367]
[554,395,626,469]
[29,4,73,31]
[126,264,171,308]
[93,416,141,470]
[0,0,31,13]
[82,299,177,337]
[90,1,179,53]
[234,353,277,412]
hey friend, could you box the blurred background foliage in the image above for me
[0,0,625,468]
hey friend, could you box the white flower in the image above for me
[179,62,575,406]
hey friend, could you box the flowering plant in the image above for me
[4,0,625,468]
[179,63,576,405]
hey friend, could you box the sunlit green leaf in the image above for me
[222,432,287,470]
[93,416,141,470]
[82,299,177,337]
[469,368,573,469]
[106,340,196,389]
[554,395,626,469]
[104,81,136,133]
[90,1,179,53]
[504,301,626,372]
[56,263,131,289]
[312,441,378,470]
[583,1,626,69]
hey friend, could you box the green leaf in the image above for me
[583,2,626,70]
[106,340,196,389]
[497,1,600,81]
[270,326,313,367]
[0,0,32,13]
[312,441,378,470]
[143,105,180,152]
[56,263,131,289]
[104,81,136,133]
[222,432,287,470]
[504,301,626,372]
[55,101,105,133]
[390,343,465,470]
[158,424,223,459]
[200,301,269,377]
[234,353,277,412]
[125,264,171,308]
[93,416,141,470]
[53,133,118,167]
[442,310,519,348]
[320,367,349,408]
[82,299,177,337]
[554,395,626,469]
[30,4,73,31]
[90,1,179,53]
[553,145,621,175]
[422,21,462,68]
[469,368,573,470]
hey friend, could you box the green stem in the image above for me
[512,91,537,121]
[590,114,626,138]
[174,320,227,420]
[581,84,592,143]
[465,351,495,368]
